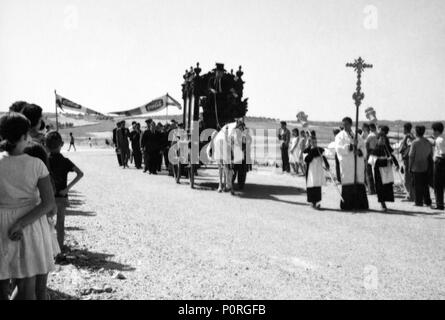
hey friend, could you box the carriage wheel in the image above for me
[189,164,195,189]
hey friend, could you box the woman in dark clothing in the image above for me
[369,126,399,211]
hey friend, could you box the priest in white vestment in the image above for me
[335,117,369,210]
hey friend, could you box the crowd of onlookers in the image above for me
[1,102,84,300]
[277,120,445,211]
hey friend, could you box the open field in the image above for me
[47,149,445,300]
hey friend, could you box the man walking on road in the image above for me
[130,121,143,169]
[67,132,76,151]
[113,121,123,167]
[116,121,131,169]
[335,117,369,211]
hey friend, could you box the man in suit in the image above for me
[130,121,142,169]
[409,125,433,207]
[116,120,131,168]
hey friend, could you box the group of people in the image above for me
[278,121,312,176]
[0,101,84,300]
[355,120,444,211]
[112,119,179,174]
[281,116,445,212]
[397,122,444,210]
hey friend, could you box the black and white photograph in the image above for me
[0,0,444,307]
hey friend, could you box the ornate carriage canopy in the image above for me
[182,63,248,130]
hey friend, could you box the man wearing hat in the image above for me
[130,121,142,169]
[116,120,131,168]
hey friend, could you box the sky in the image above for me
[1,0,444,121]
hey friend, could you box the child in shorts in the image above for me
[45,131,84,251]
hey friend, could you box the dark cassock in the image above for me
[112,127,122,166]
[303,146,330,208]
[116,126,131,168]
[129,129,142,169]
[335,129,369,210]
[141,128,160,174]
[368,136,399,207]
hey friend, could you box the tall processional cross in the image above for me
[346,57,373,186]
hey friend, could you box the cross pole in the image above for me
[346,57,373,188]
[54,89,59,131]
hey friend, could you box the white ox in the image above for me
[207,121,247,194]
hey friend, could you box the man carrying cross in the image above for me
[334,56,373,211]
[335,117,369,210]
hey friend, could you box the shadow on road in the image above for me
[65,226,85,231]
[65,209,96,217]
[48,288,79,300]
[319,206,443,217]
[58,247,135,273]
[236,183,307,206]
[64,193,97,217]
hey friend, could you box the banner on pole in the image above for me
[110,94,182,117]
[55,93,105,116]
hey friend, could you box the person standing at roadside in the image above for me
[278,121,291,173]
[21,103,45,145]
[431,122,445,210]
[409,125,433,207]
[399,122,415,201]
[289,128,300,174]
[365,123,378,194]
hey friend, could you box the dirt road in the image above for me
[48,149,445,300]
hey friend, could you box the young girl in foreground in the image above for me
[0,112,56,300]
[23,142,61,299]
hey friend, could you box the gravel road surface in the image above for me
[47,149,445,300]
